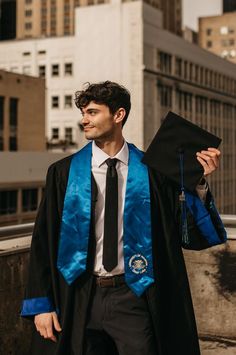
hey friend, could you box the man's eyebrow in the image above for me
[81,108,100,114]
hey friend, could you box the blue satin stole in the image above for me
[57,142,154,296]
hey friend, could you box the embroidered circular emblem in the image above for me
[129,254,148,274]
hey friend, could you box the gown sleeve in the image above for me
[20,164,57,319]
[179,186,227,250]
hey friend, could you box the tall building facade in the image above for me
[0,0,235,213]
[0,0,16,40]
[15,0,181,40]
[198,13,236,63]
[0,70,46,151]
[223,0,236,12]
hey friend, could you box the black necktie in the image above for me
[103,158,118,272]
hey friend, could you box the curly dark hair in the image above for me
[74,81,131,126]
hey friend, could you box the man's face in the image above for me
[81,101,118,141]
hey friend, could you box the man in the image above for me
[21,81,227,355]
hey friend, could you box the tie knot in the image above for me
[106,158,118,167]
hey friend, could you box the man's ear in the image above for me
[114,108,126,124]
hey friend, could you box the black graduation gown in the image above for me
[21,154,226,355]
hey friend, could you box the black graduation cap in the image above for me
[142,111,222,192]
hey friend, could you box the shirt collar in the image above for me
[92,140,129,167]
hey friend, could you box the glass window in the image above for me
[220,26,228,35]
[206,28,212,36]
[0,190,17,215]
[25,9,32,16]
[38,65,46,77]
[158,85,172,107]
[52,96,59,108]
[207,40,212,48]
[64,95,72,108]
[175,57,182,76]
[22,189,38,212]
[52,128,59,139]
[25,22,32,30]
[65,127,73,143]
[0,96,4,130]
[51,64,59,76]
[65,63,73,75]
[9,136,17,151]
[158,51,172,74]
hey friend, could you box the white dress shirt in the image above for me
[92,140,128,276]
[92,140,207,277]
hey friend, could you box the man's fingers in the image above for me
[197,152,218,168]
[34,313,58,342]
[207,147,221,156]
[52,312,62,332]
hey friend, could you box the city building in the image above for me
[0,0,16,40]
[198,12,236,63]
[0,0,235,214]
[0,152,68,226]
[182,26,198,44]
[223,0,236,12]
[0,70,46,151]
[15,0,181,40]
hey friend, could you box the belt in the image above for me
[94,274,126,288]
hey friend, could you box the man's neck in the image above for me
[95,136,125,157]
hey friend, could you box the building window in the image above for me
[65,63,73,75]
[25,22,32,30]
[9,98,18,128]
[22,188,38,212]
[220,26,229,35]
[229,38,235,46]
[175,57,182,77]
[0,190,17,215]
[25,0,32,3]
[158,85,172,107]
[9,136,17,151]
[64,95,72,108]
[207,40,212,48]
[52,96,59,108]
[38,65,46,77]
[158,51,172,74]
[51,64,59,76]
[38,50,46,55]
[65,127,73,143]
[0,96,4,151]
[0,136,3,151]
[206,28,212,36]
[52,127,59,139]
[25,9,32,16]
[0,96,4,130]
[23,51,31,56]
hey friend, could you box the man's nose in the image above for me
[80,114,89,125]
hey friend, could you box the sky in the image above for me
[182,0,222,31]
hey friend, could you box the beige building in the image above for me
[16,0,181,39]
[0,70,46,151]
[199,12,236,63]
[0,152,68,226]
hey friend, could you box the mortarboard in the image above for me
[142,111,222,192]
[142,111,222,246]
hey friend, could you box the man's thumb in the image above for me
[52,312,62,332]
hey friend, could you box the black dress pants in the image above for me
[84,278,157,355]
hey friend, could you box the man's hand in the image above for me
[196,148,221,177]
[34,311,62,342]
